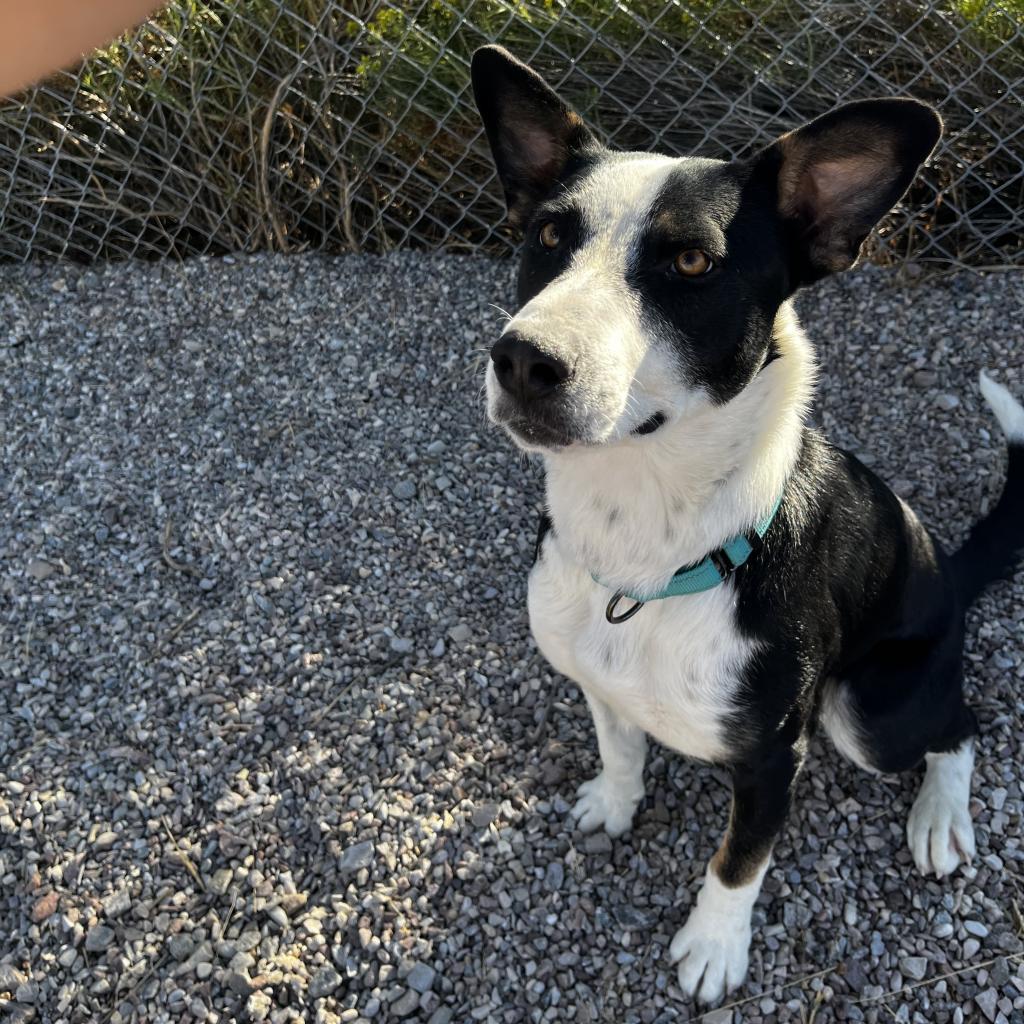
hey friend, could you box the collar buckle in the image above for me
[708,547,739,580]
[606,591,645,624]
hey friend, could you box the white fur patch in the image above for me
[980,370,1024,443]
[528,307,813,764]
[569,696,647,836]
[819,678,878,774]
[543,305,813,595]
[530,543,753,763]
[670,863,768,1004]
[906,738,976,877]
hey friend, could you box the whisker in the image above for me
[488,302,514,324]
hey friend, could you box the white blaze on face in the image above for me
[489,153,685,444]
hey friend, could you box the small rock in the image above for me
[427,1010,453,1024]
[246,991,272,1021]
[545,861,564,891]
[392,480,417,501]
[0,965,27,992]
[58,948,78,968]
[964,937,982,959]
[92,830,117,851]
[224,971,253,997]
[390,989,420,1017]
[844,958,869,993]
[582,832,612,855]
[228,952,254,972]
[364,996,382,1018]
[406,963,436,994]
[15,982,37,1004]
[26,559,55,581]
[214,940,237,961]
[389,636,414,654]
[913,369,938,387]
[964,920,990,938]
[471,804,498,829]
[208,868,233,896]
[900,956,928,981]
[430,639,445,658]
[448,623,472,644]
[198,577,217,591]
[31,891,58,922]
[935,393,960,411]
[612,905,655,930]
[102,888,131,919]
[339,840,374,875]
[309,966,342,999]
[700,1010,732,1024]
[167,935,194,962]
[990,957,1011,987]
[84,925,116,953]
[975,988,998,1022]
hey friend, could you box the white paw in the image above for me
[568,773,641,837]
[670,908,751,1004]
[907,743,976,879]
[907,787,976,878]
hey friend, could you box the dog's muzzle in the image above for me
[489,331,578,447]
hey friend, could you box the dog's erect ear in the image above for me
[471,45,598,227]
[757,99,942,284]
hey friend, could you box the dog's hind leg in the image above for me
[569,694,646,837]
[832,651,978,878]
[907,735,976,878]
[671,742,801,1005]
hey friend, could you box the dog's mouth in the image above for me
[502,409,668,451]
[632,412,666,436]
[503,417,574,450]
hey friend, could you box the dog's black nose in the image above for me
[491,332,570,402]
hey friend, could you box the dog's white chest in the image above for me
[528,536,754,762]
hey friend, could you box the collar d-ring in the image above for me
[606,590,644,624]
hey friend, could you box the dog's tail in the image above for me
[949,371,1024,606]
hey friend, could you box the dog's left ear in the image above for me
[757,99,942,284]
[471,45,599,227]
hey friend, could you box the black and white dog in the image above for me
[471,46,1024,1004]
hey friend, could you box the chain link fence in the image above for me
[0,1,1022,267]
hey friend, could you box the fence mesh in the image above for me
[1,1,1022,267]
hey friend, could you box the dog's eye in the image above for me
[674,249,713,277]
[538,221,560,249]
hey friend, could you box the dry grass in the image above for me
[0,0,1021,265]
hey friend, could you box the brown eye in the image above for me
[539,221,560,249]
[674,249,713,276]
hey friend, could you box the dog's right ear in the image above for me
[471,45,598,227]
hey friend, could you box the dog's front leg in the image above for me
[671,743,800,1004]
[569,694,647,836]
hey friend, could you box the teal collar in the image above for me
[596,493,785,623]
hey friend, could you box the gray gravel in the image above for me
[0,253,1022,1024]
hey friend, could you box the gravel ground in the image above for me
[0,253,1022,1024]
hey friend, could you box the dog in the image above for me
[470,45,1024,1004]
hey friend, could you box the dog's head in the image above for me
[471,45,940,453]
